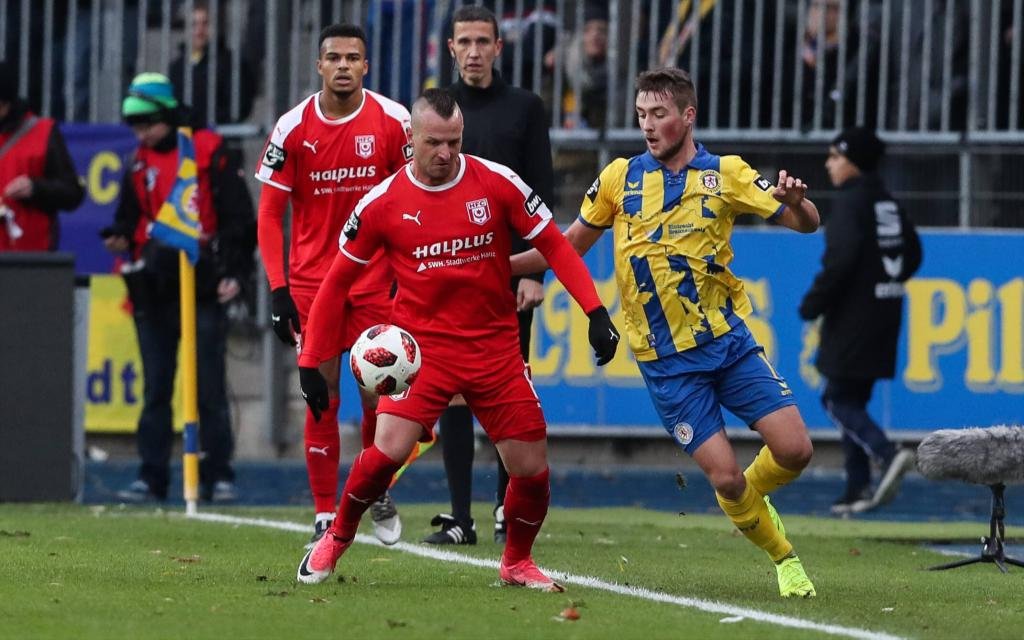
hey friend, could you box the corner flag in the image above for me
[148,127,200,264]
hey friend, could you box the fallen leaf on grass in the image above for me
[849,548,861,556]
[386,620,407,628]
[0,530,30,537]
[171,555,202,564]
[309,597,328,604]
[559,607,580,621]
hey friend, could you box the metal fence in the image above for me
[3,0,1024,226]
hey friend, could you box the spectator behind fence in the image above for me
[0,62,85,251]
[800,0,880,130]
[102,73,255,503]
[799,128,921,514]
[169,1,254,127]
[74,0,140,121]
[553,3,608,129]
[888,0,968,131]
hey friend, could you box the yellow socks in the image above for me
[716,483,793,562]
[743,446,801,497]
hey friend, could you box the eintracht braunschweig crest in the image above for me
[355,135,375,159]
[466,198,491,225]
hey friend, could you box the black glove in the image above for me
[587,306,620,366]
[299,366,330,422]
[270,286,301,346]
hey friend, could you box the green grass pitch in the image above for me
[2,503,1022,639]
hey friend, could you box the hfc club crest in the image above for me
[466,198,491,225]
[355,134,375,159]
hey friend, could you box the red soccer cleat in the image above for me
[499,556,565,593]
[296,531,352,584]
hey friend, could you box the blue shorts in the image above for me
[637,322,796,455]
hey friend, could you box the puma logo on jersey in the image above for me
[402,211,422,226]
[308,445,329,456]
[302,139,319,154]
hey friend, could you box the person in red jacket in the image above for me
[0,62,84,251]
[102,73,255,503]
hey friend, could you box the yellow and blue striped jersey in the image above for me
[580,144,783,362]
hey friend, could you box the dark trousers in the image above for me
[132,290,235,498]
[821,377,896,495]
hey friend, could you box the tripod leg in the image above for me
[929,556,985,571]
[1005,557,1024,568]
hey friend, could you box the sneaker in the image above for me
[116,480,165,503]
[830,488,872,515]
[872,448,915,507]
[370,492,402,545]
[493,504,507,544]
[775,555,816,598]
[764,496,785,538]
[210,481,237,503]
[499,556,565,592]
[297,531,351,584]
[422,514,477,545]
[305,516,333,551]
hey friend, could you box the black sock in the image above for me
[440,405,474,523]
[495,450,509,508]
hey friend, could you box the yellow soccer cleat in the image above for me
[776,555,816,598]
[764,495,786,538]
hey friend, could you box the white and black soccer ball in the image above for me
[349,324,422,396]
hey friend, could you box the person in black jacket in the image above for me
[168,1,255,127]
[423,5,552,546]
[102,73,256,503]
[799,127,922,514]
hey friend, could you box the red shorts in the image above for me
[377,344,547,444]
[292,288,391,354]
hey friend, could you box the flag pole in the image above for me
[179,250,200,515]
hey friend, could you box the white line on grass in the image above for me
[188,512,905,640]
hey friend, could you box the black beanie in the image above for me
[832,127,885,172]
[0,61,17,102]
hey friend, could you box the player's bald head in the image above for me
[411,89,462,128]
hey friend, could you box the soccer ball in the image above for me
[349,324,422,396]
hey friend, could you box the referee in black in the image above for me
[423,5,553,546]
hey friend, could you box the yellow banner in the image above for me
[84,275,183,433]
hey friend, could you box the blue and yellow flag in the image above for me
[148,127,200,264]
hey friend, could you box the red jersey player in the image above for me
[294,89,620,590]
[255,24,412,548]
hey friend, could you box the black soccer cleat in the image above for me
[422,513,477,545]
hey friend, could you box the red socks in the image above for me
[331,445,403,540]
[501,468,550,565]
[304,397,341,514]
[359,407,377,450]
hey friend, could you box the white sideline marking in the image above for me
[188,512,904,640]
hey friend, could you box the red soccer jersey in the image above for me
[255,89,412,299]
[338,154,553,353]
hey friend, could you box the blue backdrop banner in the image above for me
[58,124,137,274]
[339,228,1023,434]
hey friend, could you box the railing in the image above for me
[3,0,1024,227]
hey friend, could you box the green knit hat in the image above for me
[122,72,178,118]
